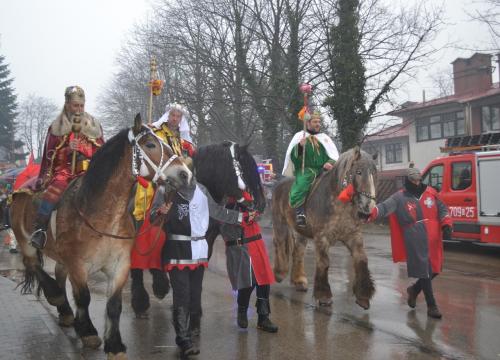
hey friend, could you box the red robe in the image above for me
[384,187,452,275]
[242,221,275,286]
[130,207,166,270]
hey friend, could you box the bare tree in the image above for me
[429,67,454,98]
[18,95,58,159]
[467,0,500,50]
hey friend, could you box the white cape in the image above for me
[152,109,192,143]
[282,131,339,177]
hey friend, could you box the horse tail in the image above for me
[271,182,293,283]
[18,250,44,296]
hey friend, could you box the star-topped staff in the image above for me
[298,83,312,174]
[147,57,164,125]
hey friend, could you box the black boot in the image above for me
[30,214,50,249]
[131,269,150,317]
[427,304,442,319]
[237,306,248,329]
[295,206,306,228]
[173,307,199,357]
[190,311,201,352]
[190,311,201,337]
[407,285,419,309]
[150,268,170,299]
[256,299,278,333]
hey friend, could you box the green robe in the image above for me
[289,138,335,208]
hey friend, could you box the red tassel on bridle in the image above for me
[137,176,149,188]
[337,183,355,203]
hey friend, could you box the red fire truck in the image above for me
[421,147,500,244]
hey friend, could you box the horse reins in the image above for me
[74,127,177,243]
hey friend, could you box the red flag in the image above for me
[13,153,41,190]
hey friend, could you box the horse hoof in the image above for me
[318,298,333,307]
[294,283,308,292]
[135,312,149,319]
[81,335,102,349]
[107,352,127,360]
[356,298,370,310]
[58,314,75,327]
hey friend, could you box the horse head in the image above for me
[194,141,265,212]
[336,146,378,220]
[130,114,195,200]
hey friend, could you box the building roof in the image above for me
[389,82,500,116]
[365,122,409,142]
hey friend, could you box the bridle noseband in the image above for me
[128,128,179,185]
[342,169,376,202]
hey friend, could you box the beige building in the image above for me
[364,53,500,187]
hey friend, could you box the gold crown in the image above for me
[64,86,85,103]
[311,110,322,119]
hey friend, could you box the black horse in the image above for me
[194,141,266,257]
[130,141,265,315]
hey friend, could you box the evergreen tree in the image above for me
[324,0,367,152]
[0,54,19,159]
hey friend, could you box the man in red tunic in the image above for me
[221,191,278,332]
[30,86,104,249]
[368,167,452,319]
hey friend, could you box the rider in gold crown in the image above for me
[31,86,104,249]
[282,110,339,227]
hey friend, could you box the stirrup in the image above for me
[30,229,47,249]
[296,213,307,227]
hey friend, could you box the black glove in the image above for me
[442,225,452,240]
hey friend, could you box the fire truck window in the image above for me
[452,162,472,190]
[422,165,443,192]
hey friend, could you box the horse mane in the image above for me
[307,148,362,218]
[194,142,239,202]
[76,128,130,207]
[194,141,262,203]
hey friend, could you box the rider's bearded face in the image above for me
[168,110,182,129]
[65,99,85,116]
[307,117,321,133]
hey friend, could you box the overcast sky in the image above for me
[0,0,497,120]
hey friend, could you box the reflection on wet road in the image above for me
[1,224,499,359]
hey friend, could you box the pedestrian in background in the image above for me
[368,166,452,319]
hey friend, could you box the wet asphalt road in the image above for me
[1,224,500,360]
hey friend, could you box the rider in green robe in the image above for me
[283,111,339,227]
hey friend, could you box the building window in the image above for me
[481,105,500,132]
[451,161,472,190]
[385,143,402,164]
[416,111,465,141]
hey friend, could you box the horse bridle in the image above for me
[74,127,180,240]
[342,170,377,202]
[228,142,247,191]
[128,128,179,185]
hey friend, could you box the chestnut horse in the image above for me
[10,114,194,360]
[272,147,377,309]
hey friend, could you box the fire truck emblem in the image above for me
[424,197,434,208]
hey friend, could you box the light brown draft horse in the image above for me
[272,147,377,309]
[10,114,194,360]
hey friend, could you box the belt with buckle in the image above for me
[225,234,261,247]
[169,234,205,241]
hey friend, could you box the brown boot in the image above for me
[407,286,418,309]
[427,304,442,319]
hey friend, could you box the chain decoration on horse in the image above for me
[75,127,179,240]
